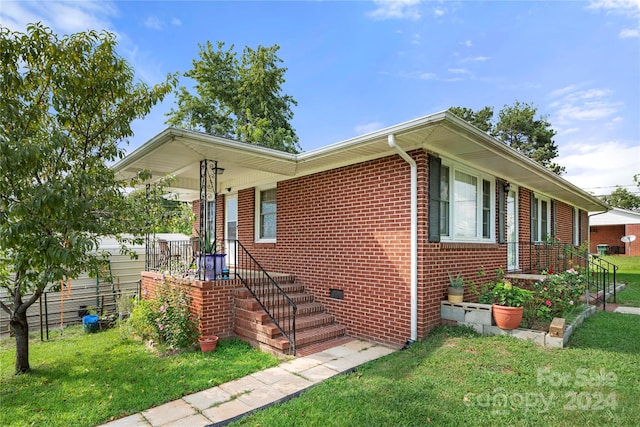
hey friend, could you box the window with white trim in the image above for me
[439,163,495,242]
[255,187,276,242]
[532,194,551,242]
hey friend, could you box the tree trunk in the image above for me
[11,308,31,374]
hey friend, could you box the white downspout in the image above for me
[388,134,417,343]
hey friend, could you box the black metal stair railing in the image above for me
[516,241,618,310]
[235,240,297,355]
[586,254,618,310]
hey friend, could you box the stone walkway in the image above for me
[613,306,640,315]
[98,340,395,427]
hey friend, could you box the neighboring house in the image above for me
[589,207,640,256]
[114,111,608,351]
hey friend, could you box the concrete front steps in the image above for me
[234,279,347,357]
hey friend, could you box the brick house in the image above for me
[589,207,640,255]
[114,111,608,353]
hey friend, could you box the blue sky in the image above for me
[2,0,639,196]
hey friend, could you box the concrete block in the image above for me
[510,328,546,346]
[545,335,564,348]
[549,318,566,338]
[483,325,507,336]
[440,301,465,322]
[440,301,493,324]
[464,304,493,325]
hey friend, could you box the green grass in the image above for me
[230,256,640,426]
[0,326,279,427]
[232,322,640,426]
[601,255,640,306]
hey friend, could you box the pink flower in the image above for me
[160,305,166,312]
[545,300,552,307]
[158,323,164,331]
[569,300,574,305]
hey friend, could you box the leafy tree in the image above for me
[127,184,195,235]
[166,41,300,153]
[449,101,565,175]
[601,186,640,211]
[0,24,174,373]
[448,106,494,133]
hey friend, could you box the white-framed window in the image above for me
[439,162,495,242]
[255,187,277,242]
[532,193,551,242]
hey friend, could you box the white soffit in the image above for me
[113,113,607,212]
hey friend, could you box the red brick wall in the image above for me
[554,200,574,243]
[161,157,594,347]
[141,271,239,338]
[235,151,508,347]
[625,224,640,255]
[590,223,640,256]
[590,225,625,254]
[242,154,416,346]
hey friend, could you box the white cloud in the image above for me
[587,0,640,13]
[170,18,182,26]
[463,40,472,47]
[433,8,446,17]
[549,84,621,125]
[549,84,582,98]
[0,1,165,85]
[0,0,118,33]
[620,28,640,37]
[367,0,422,20]
[556,102,621,121]
[144,16,164,30]
[460,55,491,63]
[559,141,640,195]
[355,121,385,134]
[448,68,471,75]
[419,72,437,80]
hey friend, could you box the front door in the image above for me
[225,195,238,267]
[507,188,518,271]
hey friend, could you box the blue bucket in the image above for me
[82,315,99,333]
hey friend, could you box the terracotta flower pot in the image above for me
[198,335,219,352]
[492,304,523,330]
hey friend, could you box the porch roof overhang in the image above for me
[113,111,608,213]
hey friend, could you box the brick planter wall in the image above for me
[141,271,240,338]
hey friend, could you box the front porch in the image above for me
[506,241,619,309]
[141,237,349,356]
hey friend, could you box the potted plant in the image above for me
[198,335,219,352]
[447,273,465,303]
[198,236,226,280]
[490,280,533,330]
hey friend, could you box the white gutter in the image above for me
[388,134,417,343]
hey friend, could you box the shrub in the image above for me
[127,299,158,340]
[532,269,587,323]
[127,283,199,350]
[154,285,199,349]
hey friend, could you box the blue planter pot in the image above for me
[199,254,226,280]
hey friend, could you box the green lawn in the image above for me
[231,320,640,427]
[2,257,638,427]
[230,256,640,427]
[0,326,279,427]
